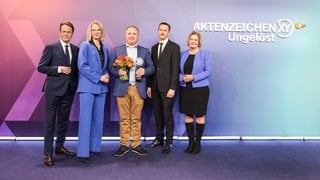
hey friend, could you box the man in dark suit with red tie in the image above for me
[147,22,180,154]
[38,22,79,166]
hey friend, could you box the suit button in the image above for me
[157,68,160,70]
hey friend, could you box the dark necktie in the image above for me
[158,43,163,58]
[65,44,70,63]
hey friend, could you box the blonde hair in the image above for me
[86,20,105,41]
[186,31,202,47]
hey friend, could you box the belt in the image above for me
[129,83,136,86]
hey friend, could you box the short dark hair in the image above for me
[126,25,139,32]
[59,22,74,32]
[158,22,171,31]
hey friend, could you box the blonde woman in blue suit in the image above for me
[77,20,110,163]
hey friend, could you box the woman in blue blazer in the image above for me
[179,31,213,154]
[77,20,110,163]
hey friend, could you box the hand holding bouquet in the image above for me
[113,55,134,80]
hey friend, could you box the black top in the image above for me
[90,40,105,68]
[183,54,195,88]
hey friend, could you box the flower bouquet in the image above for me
[113,55,134,80]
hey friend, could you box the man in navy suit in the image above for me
[109,26,155,157]
[38,22,79,166]
[146,22,180,154]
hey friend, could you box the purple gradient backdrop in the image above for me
[1,0,320,137]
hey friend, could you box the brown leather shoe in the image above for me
[44,155,54,166]
[55,147,75,156]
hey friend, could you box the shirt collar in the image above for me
[126,43,137,48]
[159,38,169,45]
[60,39,69,47]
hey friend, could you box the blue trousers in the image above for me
[77,92,106,158]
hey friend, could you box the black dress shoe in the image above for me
[79,157,91,164]
[90,151,104,156]
[146,139,164,148]
[44,155,54,166]
[55,147,75,156]
[162,143,172,154]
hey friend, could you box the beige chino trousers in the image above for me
[116,85,144,148]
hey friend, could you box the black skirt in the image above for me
[179,86,210,116]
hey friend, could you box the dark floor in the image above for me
[0,140,320,180]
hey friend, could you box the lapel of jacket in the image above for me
[181,50,189,66]
[137,45,142,58]
[90,43,101,67]
[57,41,70,65]
[101,45,107,70]
[159,41,169,60]
[122,45,127,56]
[70,44,77,67]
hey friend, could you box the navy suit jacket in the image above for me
[109,44,155,99]
[38,41,79,96]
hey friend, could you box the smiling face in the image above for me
[59,24,73,43]
[91,24,102,41]
[158,24,170,41]
[125,26,139,46]
[188,34,199,49]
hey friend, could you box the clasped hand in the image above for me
[100,74,109,83]
[60,66,71,75]
[183,74,194,83]
[119,69,127,76]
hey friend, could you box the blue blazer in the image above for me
[109,44,155,99]
[77,41,109,94]
[179,49,213,88]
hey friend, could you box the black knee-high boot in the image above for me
[192,123,205,154]
[185,122,195,153]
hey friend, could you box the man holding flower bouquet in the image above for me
[109,25,155,156]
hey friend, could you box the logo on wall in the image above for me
[193,19,306,44]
